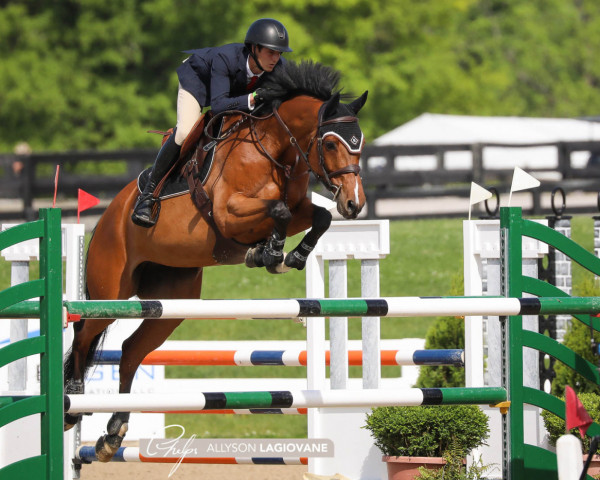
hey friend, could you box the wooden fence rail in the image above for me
[1,140,600,221]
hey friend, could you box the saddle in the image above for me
[140,113,250,264]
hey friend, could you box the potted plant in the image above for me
[542,392,600,475]
[364,404,490,480]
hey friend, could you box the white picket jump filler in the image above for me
[304,218,390,478]
[463,218,549,479]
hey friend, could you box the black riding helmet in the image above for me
[245,18,293,53]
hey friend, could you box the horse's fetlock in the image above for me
[107,414,130,436]
[285,251,307,271]
[105,431,126,449]
[262,246,283,267]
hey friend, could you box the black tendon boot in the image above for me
[131,133,181,227]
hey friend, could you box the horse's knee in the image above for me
[268,200,292,225]
[312,206,332,233]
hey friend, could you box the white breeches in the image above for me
[175,84,202,145]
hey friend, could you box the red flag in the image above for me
[77,189,100,223]
[565,385,593,438]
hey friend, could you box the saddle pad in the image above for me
[136,144,216,200]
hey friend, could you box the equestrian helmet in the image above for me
[245,18,292,52]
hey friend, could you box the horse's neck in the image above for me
[270,97,321,157]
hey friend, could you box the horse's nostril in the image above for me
[347,200,356,213]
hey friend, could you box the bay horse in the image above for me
[63,60,368,462]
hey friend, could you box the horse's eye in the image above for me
[324,141,337,151]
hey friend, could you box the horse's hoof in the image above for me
[64,413,81,431]
[284,251,307,271]
[95,435,117,463]
[266,260,291,274]
[94,422,128,463]
[245,246,265,268]
[261,249,284,268]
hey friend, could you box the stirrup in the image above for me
[131,195,161,227]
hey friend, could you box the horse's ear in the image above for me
[322,92,341,120]
[347,91,368,115]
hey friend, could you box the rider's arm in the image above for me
[210,53,252,114]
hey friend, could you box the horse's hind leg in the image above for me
[95,265,203,462]
[64,318,116,430]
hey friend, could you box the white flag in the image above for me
[468,182,493,220]
[469,182,493,206]
[311,191,337,211]
[509,167,540,206]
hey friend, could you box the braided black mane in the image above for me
[258,60,341,110]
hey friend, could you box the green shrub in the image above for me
[417,442,493,480]
[364,404,489,457]
[541,392,600,453]
[416,275,465,388]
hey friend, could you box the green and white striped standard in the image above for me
[63,387,507,413]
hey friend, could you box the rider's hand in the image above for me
[253,88,267,103]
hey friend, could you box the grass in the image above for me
[0,214,597,438]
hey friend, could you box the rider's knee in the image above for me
[174,125,191,145]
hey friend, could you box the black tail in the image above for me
[63,320,108,388]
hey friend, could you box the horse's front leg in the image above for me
[245,200,292,274]
[284,202,332,271]
[274,198,332,270]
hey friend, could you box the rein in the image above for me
[204,102,362,196]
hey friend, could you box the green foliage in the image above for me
[541,392,600,453]
[416,275,465,388]
[364,404,489,457]
[3,2,600,151]
[552,278,600,396]
[418,441,493,480]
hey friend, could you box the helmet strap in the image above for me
[250,45,266,73]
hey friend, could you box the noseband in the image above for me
[272,103,362,196]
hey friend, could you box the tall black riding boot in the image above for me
[131,133,181,227]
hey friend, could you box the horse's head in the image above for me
[311,91,368,219]
[257,60,368,219]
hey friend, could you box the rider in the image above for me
[131,18,292,227]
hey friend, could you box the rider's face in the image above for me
[252,46,281,72]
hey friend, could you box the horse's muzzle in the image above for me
[338,198,362,219]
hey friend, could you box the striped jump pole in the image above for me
[76,446,307,465]
[63,387,507,414]
[94,348,465,367]
[3,296,600,319]
[155,408,308,415]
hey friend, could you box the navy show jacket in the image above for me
[176,43,285,114]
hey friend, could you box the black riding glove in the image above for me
[254,87,278,104]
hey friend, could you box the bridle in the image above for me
[271,102,362,197]
[204,100,362,197]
